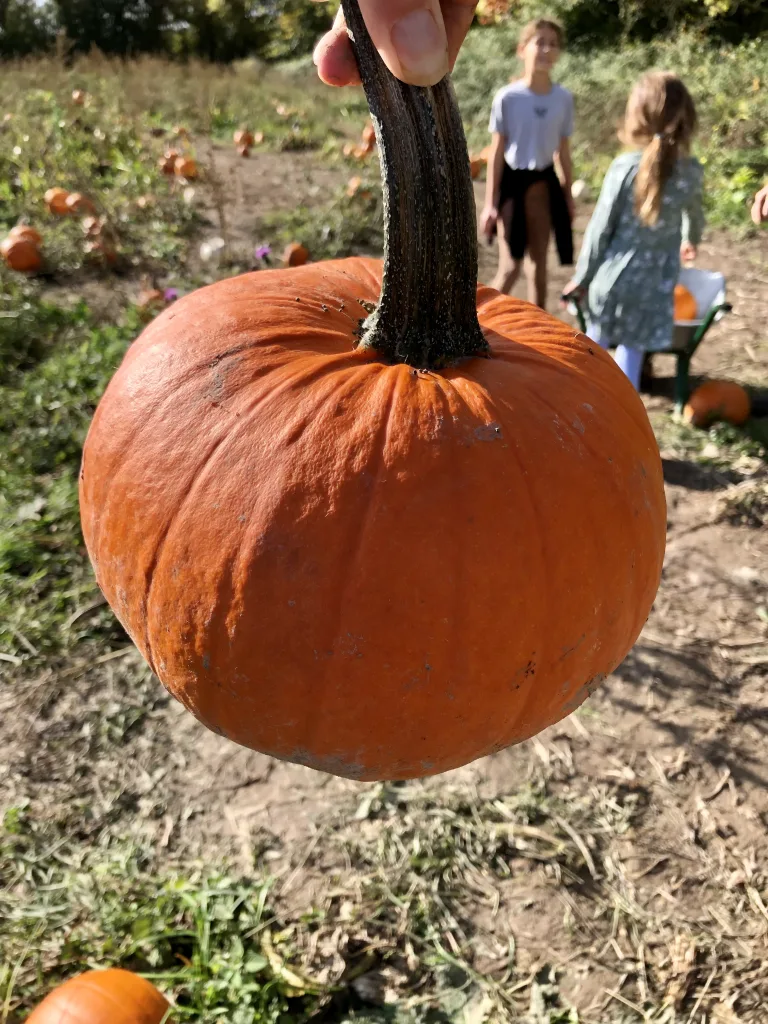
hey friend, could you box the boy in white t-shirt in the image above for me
[480,19,575,309]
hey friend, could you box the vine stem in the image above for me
[340,0,489,369]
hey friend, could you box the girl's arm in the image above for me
[481,132,506,237]
[556,136,574,220]
[569,160,627,291]
[681,161,705,259]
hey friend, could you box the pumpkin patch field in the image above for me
[2,28,768,1024]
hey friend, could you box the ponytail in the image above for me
[634,133,679,226]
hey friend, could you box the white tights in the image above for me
[586,322,645,391]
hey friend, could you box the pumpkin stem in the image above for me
[341,0,489,369]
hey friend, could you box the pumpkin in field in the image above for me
[66,192,97,217]
[27,968,169,1024]
[683,380,751,428]
[45,187,71,216]
[9,224,43,246]
[1,235,42,273]
[174,156,198,180]
[283,242,309,266]
[79,0,665,782]
[361,121,376,146]
[71,89,87,107]
[234,128,254,148]
[237,144,251,158]
[674,283,698,322]
[469,157,484,179]
[159,150,179,175]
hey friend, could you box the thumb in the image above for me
[355,0,449,86]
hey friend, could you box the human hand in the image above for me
[560,280,585,307]
[751,184,768,225]
[311,0,479,88]
[680,241,697,264]
[480,205,498,239]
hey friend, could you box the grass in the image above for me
[1,30,768,1024]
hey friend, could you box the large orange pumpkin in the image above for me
[674,283,698,322]
[27,968,169,1024]
[1,236,42,273]
[79,0,665,781]
[683,380,751,428]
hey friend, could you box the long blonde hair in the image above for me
[621,71,697,226]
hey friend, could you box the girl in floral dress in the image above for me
[563,71,704,390]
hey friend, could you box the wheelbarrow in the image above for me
[563,268,733,413]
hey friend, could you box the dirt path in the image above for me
[3,145,767,1019]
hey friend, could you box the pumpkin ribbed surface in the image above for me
[80,258,666,780]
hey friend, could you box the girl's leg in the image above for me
[491,199,523,294]
[524,181,552,309]
[615,346,645,391]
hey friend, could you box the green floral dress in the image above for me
[572,150,705,352]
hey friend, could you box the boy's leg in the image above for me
[491,200,522,294]
[524,181,552,309]
[615,346,645,391]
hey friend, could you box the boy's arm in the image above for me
[556,136,574,219]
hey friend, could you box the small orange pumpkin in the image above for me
[45,187,71,216]
[159,150,179,175]
[469,157,484,180]
[237,144,251,158]
[683,380,751,428]
[342,141,356,158]
[361,121,376,146]
[85,238,118,266]
[674,283,698,322]
[346,175,363,197]
[66,192,97,217]
[9,224,43,246]
[283,242,309,266]
[71,89,87,107]
[234,128,254,148]
[175,156,198,180]
[27,968,169,1024]
[1,236,42,273]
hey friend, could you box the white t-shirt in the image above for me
[489,81,574,170]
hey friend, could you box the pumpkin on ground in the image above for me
[469,156,484,179]
[79,0,665,782]
[283,242,310,266]
[159,151,179,175]
[9,224,43,245]
[1,235,42,273]
[45,187,71,216]
[684,380,751,428]
[71,89,87,106]
[234,128,254,148]
[27,968,169,1024]
[674,283,698,322]
[174,156,198,180]
[66,192,97,217]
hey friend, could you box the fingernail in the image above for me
[390,9,448,85]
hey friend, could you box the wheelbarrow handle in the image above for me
[561,292,588,335]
